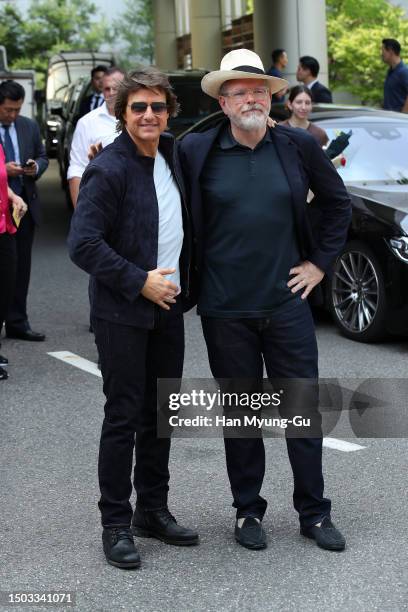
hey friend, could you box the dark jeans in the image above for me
[201,297,331,529]
[92,301,184,528]
[6,208,35,332]
[0,232,17,341]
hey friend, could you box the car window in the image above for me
[317,122,408,183]
[168,80,219,134]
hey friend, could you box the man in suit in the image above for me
[296,55,333,103]
[179,49,350,552]
[78,65,108,118]
[266,48,289,102]
[0,80,49,341]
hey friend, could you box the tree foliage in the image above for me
[0,0,113,87]
[113,0,154,68]
[327,0,408,105]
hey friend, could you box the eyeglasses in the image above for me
[221,87,269,103]
[128,102,169,115]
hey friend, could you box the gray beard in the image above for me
[230,109,268,132]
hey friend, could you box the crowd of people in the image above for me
[1,35,407,569]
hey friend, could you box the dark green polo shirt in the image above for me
[198,126,301,317]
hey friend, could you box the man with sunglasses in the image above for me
[68,68,198,569]
[179,49,351,552]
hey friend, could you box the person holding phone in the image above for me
[0,143,27,379]
[0,80,48,342]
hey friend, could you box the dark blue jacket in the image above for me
[179,120,351,304]
[68,129,192,328]
[0,115,49,225]
[310,81,333,104]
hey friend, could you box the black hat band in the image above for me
[232,65,266,75]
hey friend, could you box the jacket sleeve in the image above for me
[31,120,49,179]
[67,162,148,302]
[302,136,351,273]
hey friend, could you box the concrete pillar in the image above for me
[253,0,329,86]
[190,0,222,70]
[152,0,178,70]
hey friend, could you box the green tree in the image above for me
[113,0,154,68]
[327,0,408,105]
[0,0,113,87]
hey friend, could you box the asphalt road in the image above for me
[1,162,407,612]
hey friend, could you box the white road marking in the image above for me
[323,437,366,452]
[263,428,366,452]
[47,351,367,452]
[47,351,101,378]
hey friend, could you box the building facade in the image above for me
[152,0,329,86]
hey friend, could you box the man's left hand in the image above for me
[287,260,325,300]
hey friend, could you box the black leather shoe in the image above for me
[102,527,141,569]
[235,518,267,550]
[301,516,346,551]
[131,506,199,546]
[0,366,8,380]
[0,354,8,366]
[6,328,45,342]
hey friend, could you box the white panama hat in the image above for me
[201,48,288,99]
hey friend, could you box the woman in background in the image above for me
[280,85,329,147]
[0,143,27,380]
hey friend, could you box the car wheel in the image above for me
[330,241,387,342]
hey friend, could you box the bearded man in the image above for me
[179,49,351,552]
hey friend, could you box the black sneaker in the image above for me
[235,518,267,550]
[0,366,8,380]
[131,506,199,546]
[102,527,141,569]
[301,516,346,551]
[0,354,8,366]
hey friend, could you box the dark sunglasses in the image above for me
[128,102,169,115]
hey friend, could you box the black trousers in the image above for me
[6,209,35,332]
[201,297,331,529]
[0,232,17,341]
[92,302,184,528]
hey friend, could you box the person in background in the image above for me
[0,80,48,342]
[0,143,28,379]
[68,67,125,208]
[296,56,333,103]
[280,85,329,147]
[382,38,408,113]
[266,48,289,103]
[78,65,108,117]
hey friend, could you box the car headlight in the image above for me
[387,236,408,263]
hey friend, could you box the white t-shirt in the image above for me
[154,151,184,291]
[67,102,117,180]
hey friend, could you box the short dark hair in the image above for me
[115,67,179,132]
[91,65,108,78]
[104,66,125,79]
[299,56,320,78]
[382,38,401,55]
[288,84,312,103]
[272,49,286,64]
[0,80,25,105]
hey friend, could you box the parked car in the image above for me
[179,105,408,342]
